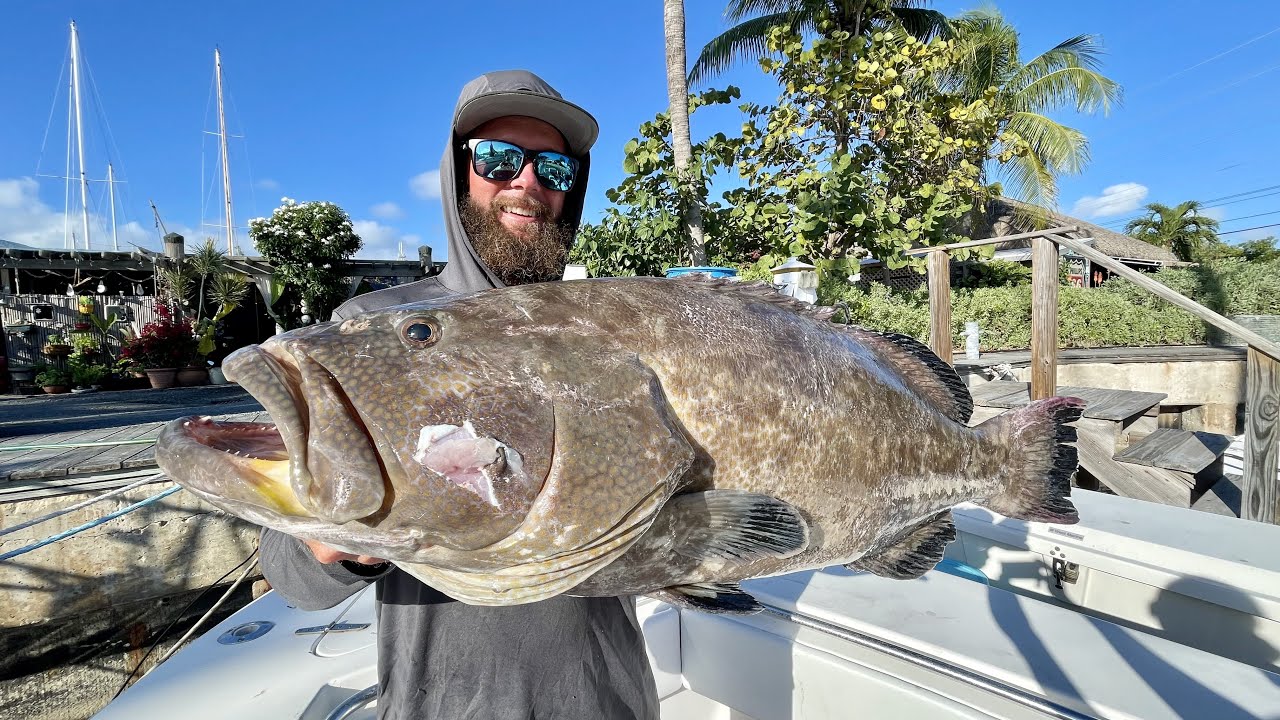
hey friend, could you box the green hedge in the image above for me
[820,282,1208,351]
[1096,259,1280,317]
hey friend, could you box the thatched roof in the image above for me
[981,197,1185,265]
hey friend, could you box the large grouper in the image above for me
[156,276,1083,613]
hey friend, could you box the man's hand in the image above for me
[303,539,386,567]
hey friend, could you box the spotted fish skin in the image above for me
[156,276,1081,608]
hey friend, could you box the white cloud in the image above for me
[255,178,281,191]
[1070,183,1149,218]
[353,219,430,260]
[410,169,441,200]
[371,201,405,220]
[0,176,183,252]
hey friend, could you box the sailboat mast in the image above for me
[107,162,119,251]
[63,59,73,249]
[70,21,91,250]
[215,48,236,255]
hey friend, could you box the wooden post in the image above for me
[927,250,952,364]
[1030,236,1059,400]
[1243,348,1280,524]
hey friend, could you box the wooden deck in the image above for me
[1113,428,1232,474]
[969,380,1166,422]
[0,411,272,502]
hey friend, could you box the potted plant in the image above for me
[77,294,95,315]
[36,366,71,394]
[119,303,198,389]
[158,241,250,385]
[42,333,73,357]
[68,356,108,392]
[70,331,101,357]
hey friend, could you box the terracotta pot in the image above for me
[145,368,179,389]
[74,321,91,330]
[177,366,210,386]
[42,385,69,394]
[42,344,72,357]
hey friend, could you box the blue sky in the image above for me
[1,1,1277,261]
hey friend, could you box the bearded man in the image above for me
[258,70,659,720]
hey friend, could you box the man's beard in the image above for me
[460,196,575,286]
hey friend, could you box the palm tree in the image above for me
[1125,201,1220,262]
[688,0,950,86]
[942,8,1121,210]
[665,0,707,265]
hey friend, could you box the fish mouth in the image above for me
[156,416,307,517]
[218,342,389,523]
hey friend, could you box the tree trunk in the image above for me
[663,0,707,266]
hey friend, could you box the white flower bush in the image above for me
[249,198,362,328]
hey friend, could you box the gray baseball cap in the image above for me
[454,70,599,157]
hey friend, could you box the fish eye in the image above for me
[400,318,440,347]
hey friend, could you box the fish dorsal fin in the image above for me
[847,510,956,580]
[839,327,973,424]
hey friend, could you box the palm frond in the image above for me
[1012,64,1121,115]
[689,11,811,85]
[723,0,817,22]
[942,9,1019,99]
[995,135,1058,209]
[890,7,953,41]
[1008,37,1122,114]
[1006,111,1089,177]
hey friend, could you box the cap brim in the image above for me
[456,91,599,157]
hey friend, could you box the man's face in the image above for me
[462,116,576,285]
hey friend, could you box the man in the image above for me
[259,70,659,720]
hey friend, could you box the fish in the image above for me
[156,276,1082,613]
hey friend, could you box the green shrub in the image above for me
[1096,258,1280,316]
[820,280,1209,351]
[955,259,1031,289]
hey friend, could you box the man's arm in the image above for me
[258,528,390,611]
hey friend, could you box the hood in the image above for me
[436,70,598,295]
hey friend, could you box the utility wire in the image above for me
[1219,223,1280,237]
[1131,25,1280,92]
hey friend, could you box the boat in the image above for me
[93,488,1280,719]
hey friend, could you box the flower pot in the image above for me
[177,366,210,386]
[43,344,72,358]
[145,368,179,389]
[74,321,91,330]
[42,385,69,394]
[208,366,228,385]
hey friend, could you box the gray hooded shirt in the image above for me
[259,70,658,720]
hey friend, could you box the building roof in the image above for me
[983,197,1185,265]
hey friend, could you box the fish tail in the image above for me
[976,396,1084,523]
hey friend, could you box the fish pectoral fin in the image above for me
[649,582,763,615]
[667,490,809,563]
[847,510,956,580]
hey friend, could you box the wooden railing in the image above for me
[908,228,1280,525]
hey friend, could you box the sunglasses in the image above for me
[464,139,579,193]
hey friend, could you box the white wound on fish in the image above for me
[413,421,523,507]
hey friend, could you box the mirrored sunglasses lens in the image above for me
[534,154,576,192]
[474,141,524,181]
